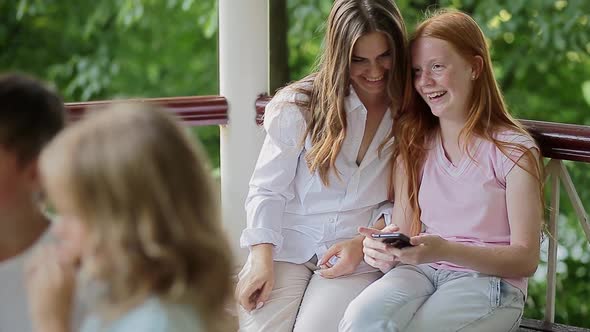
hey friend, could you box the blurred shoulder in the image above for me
[81,297,203,332]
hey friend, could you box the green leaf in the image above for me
[582,81,590,107]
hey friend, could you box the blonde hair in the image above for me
[40,103,235,331]
[394,9,543,234]
[288,0,412,185]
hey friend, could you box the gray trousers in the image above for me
[238,257,382,332]
[339,264,525,332]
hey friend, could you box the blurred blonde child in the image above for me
[26,103,235,332]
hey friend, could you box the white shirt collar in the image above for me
[344,85,364,113]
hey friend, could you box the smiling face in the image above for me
[350,31,392,103]
[411,37,477,122]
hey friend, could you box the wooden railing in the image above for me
[65,95,228,126]
[520,120,590,325]
[523,120,590,163]
[65,95,590,329]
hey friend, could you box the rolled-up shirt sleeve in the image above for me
[241,93,306,253]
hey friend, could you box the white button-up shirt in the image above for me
[241,86,393,268]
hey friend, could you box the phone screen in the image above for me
[371,233,413,249]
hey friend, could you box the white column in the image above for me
[219,0,268,266]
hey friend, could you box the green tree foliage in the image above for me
[2,0,589,327]
[0,0,220,167]
[1,0,218,99]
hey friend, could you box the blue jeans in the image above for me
[339,264,525,332]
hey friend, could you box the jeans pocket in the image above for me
[501,281,525,331]
[490,278,525,311]
[500,280,525,309]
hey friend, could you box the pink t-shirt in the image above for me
[418,130,538,293]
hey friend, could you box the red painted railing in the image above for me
[65,95,590,164]
[255,94,272,125]
[255,95,590,163]
[65,96,228,126]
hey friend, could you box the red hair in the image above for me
[391,9,542,235]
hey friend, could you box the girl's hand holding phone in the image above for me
[358,224,400,273]
[390,234,449,265]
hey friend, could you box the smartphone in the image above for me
[371,232,413,249]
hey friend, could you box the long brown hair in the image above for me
[40,103,235,331]
[286,0,412,185]
[393,9,543,235]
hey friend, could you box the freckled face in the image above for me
[411,37,475,121]
[350,32,393,101]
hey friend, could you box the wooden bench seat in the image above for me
[518,318,590,332]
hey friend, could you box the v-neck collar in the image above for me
[343,85,394,169]
[356,108,393,169]
[435,133,481,177]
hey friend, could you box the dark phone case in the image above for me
[373,233,413,249]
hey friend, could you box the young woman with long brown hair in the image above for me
[341,10,543,331]
[235,0,412,331]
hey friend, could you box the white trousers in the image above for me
[238,257,382,332]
